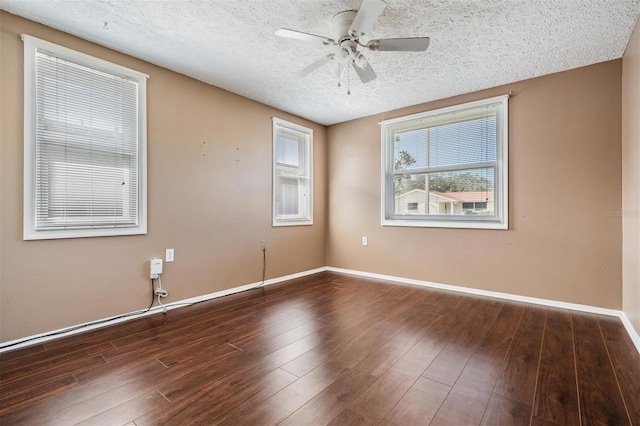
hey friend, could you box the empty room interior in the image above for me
[1,1,640,425]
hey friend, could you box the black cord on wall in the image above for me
[262,246,267,286]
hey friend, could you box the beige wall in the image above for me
[0,10,630,344]
[0,12,327,343]
[623,21,640,334]
[327,60,623,309]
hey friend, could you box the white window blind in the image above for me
[381,95,508,229]
[272,118,313,226]
[23,35,148,240]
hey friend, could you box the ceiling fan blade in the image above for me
[369,37,431,52]
[349,0,387,38]
[298,54,335,77]
[276,28,335,45]
[352,59,377,83]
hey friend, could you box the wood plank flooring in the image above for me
[1,271,639,425]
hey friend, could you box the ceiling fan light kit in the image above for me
[276,0,430,91]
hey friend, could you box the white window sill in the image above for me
[382,219,508,230]
[24,225,147,240]
[272,219,313,227]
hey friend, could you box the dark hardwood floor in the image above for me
[1,271,639,425]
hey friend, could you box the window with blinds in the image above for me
[22,35,148,240]
[381,96,508,229]
[272,118,313,226]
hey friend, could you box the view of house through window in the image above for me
[382,96,508,229]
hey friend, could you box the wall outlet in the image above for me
[150,258,163,279]
[166,248,174,262]
[261,240,267,250]
[362,236,368,246]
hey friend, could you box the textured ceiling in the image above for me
[1,0,639,125]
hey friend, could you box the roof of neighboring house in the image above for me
[396,189,494,203]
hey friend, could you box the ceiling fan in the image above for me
[276,0,430,89]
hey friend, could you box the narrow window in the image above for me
[272,118,313,226]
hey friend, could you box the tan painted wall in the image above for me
[0,10,628,343]
[623,21,640,334]
[327,61,623,309]
[0,12,327,343]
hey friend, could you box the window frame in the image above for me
[272,118,313,227]
[380,95,509,230]
[22,34,148,240]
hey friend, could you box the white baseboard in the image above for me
[4,265,639,356]
[167,267,328,307]
[621,312,640,354]
[327,267,621,316]
[0,267,327,353]
[327,266,640,355]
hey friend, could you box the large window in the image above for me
[22,35,148,240]
[272,118,312,226]
[381,95,508,229]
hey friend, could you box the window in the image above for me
[462,201,488,214]
[272,118,313,226]
[381,95,508,229]
[22,35,148,240]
